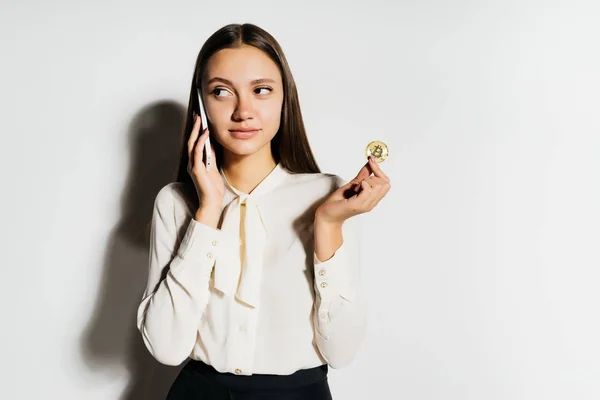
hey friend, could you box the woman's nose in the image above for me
[233,95,255,121]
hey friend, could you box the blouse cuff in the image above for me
[313,241,356,303]
[173,218,223,279]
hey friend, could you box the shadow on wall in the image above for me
[80,101,187,400]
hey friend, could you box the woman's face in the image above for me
[202,45,284,161]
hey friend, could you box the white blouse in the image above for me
[136,163,366,376]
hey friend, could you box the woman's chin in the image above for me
[218,133,275,156]
[222,141,267,157]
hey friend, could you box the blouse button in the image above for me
[320,282,328,288]
[211,240,218,246]
[318,269,326,276]
[206,252,213,259]
[235,368,242,375]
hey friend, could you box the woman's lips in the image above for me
[229,129,259,139]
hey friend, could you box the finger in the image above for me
[366,186,386,209]
[355,176,384,194]
[208,140,218,174]
[358,183,384,211]
[366,176,388,187]
[370,178,391,205]
[337,180,354,191]
[329,180,352,195]
[333,181,357,199]
[368,156,389,182]
[187,113,202,160]
[350,161,372,193]
[346,180,371,210]
[193,128,210,171]
[353,161,372,182]
[355,180,372,200]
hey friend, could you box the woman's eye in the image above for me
[212,88,231,97]
[255,87,272,95]
[211,87,271,97]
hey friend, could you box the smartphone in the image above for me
[196,88,213,172]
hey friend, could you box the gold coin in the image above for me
[365,141,389,163]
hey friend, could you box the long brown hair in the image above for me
[175,23,321,190]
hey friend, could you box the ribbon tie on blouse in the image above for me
[212,164,286,308]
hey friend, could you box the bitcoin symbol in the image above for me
[365,141,389,163]
[371,145,383,158]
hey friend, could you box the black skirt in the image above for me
[166,359,333,400]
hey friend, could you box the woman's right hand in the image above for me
[188,113,225,225]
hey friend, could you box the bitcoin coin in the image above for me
[365,141,389,163]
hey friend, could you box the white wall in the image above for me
[1,0,599,399]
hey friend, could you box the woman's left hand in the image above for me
[316,156,391,225]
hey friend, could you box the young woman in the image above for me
[137,23,391,399]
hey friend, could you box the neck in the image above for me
[222,148,277,194]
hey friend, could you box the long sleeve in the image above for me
[312,215,367,369]
[136,184,222,366]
